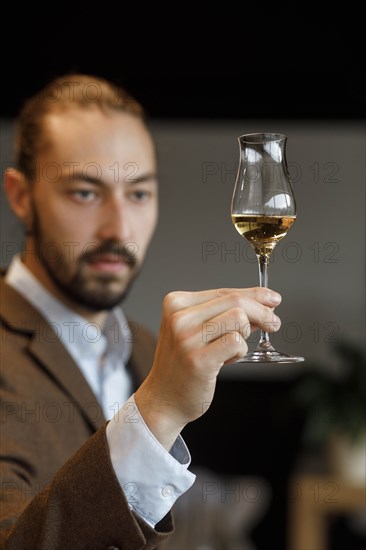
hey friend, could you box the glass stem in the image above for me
[257,253,273,350]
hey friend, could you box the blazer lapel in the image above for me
[1,279,105,431]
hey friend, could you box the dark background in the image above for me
[1,4,364,120]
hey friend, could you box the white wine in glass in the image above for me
[231,132,304,363]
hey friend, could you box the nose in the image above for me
[97,195,133,243]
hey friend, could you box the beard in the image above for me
[31,211,141,312]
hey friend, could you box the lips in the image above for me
[86,254,130,273]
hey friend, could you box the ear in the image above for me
[4,168,34,229]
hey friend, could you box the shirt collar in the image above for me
[5,255,132,366]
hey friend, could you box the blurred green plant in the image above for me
[292,340,366,448]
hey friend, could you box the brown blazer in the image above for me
[0,276,174,549]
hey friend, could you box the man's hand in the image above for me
[134,287,281,450]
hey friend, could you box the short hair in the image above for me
[15,73,146,179]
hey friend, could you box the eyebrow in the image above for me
[63,171,158,185]
[128,172,158,184]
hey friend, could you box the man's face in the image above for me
[27,108,158,311]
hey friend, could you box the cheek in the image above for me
[33,199,95,257]
[41,211,84,242]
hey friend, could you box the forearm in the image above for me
[1,427,173,550]
[106,394,196,528]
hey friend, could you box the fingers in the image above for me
[162,287,281,315]
[178,303,279,353]
[160,287,282,372]
[165,292,281,339]
[193,332,249,370]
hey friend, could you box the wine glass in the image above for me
[231,132,304,363]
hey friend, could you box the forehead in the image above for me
[41,108,156,170]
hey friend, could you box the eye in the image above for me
[70,189,97,203]
[129,189,152,203]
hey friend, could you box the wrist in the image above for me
[134,388,186,451]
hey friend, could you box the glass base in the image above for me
[236,350,305,363]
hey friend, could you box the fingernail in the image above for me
[270,292,282,305]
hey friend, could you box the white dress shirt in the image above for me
[5,255,195,527]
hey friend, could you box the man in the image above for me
[0,74,282,549]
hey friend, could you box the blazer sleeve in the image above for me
[0,425,174,550]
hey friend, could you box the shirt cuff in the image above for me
[106,394,196,527]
